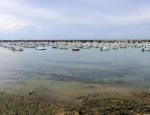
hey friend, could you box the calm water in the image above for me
[0,47,150,88]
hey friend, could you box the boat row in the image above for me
[0,41,150,52]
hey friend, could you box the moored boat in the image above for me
[72,48,80,51]
[12,46,24,51]
[36,46,46,50]
[101,46,110,51]
[142,47,150,51]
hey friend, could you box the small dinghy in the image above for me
[72,48,80,51]
[12,46,24,51]
[36,46,46,50]
[101,46,110,51]
[142,47,150,51]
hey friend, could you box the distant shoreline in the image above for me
[0,39,150,42]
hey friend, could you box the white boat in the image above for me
[142,47,150,51]
[36,46,46,50]
[101,46,110,51]
[120,44,127,48]
[52,45,58,48]
[112,46,118,49]
[72,48,80,51]
[26,45,36,48]
[112,44,119,49]
[59,45,69,49]
[12,46,24,51]
[82,46,90,49]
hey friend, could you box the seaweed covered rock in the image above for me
[1,91,150,115]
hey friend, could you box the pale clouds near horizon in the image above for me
[0,0,150,39]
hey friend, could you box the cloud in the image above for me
[99,8,150,26]
[0,0,150,39]
[58,1,150,27]
[0,12,29,31]
[0,0,62,29]
[0,0,150,27]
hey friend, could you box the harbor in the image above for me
[1,40,150,52]
[0,40,150,114]
[1,0,150,114]
[0,40,150,89]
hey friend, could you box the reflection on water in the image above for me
[0,47,150,88]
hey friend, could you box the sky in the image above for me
[0,0,150,40]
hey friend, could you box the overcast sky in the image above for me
[0,0,150,40]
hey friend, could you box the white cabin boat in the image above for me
[72,48,80,51]
[12,46,24,51]
[101,46,110,51]
[142,47,150,51]
[36,46,46,50]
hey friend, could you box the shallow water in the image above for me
[0,47,150,88]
